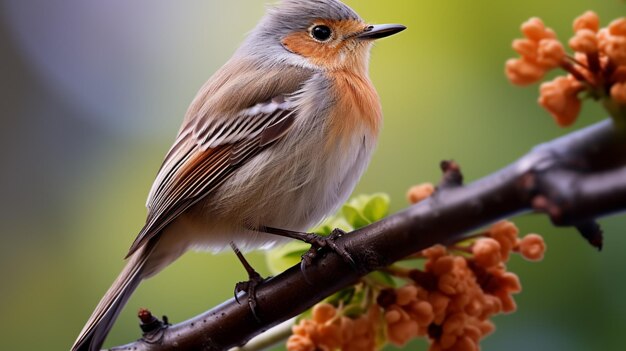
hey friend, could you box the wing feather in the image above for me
[127,90,306,256]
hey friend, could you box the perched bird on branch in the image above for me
[71,1,405,350]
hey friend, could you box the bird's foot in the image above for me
[230,242,266,322]
[254,226,356,282]
[300,228,356,272]
[234,270,266,322]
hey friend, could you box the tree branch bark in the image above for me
[108,119,626,351]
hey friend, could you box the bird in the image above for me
[71,0,405,350]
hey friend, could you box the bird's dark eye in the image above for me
[311,25,332,41]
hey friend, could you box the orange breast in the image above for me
[326,69,382,145]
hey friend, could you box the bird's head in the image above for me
[240,0,406,72]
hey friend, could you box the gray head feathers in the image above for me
[269,0,361,29]
[237,0,363,64]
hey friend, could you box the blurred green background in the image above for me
[1,0,625,350]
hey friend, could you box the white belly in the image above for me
[171,121,376,253]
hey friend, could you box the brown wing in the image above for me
[126,93,301,257]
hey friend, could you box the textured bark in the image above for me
[108,119,626,351]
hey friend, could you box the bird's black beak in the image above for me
[356,24,407,40]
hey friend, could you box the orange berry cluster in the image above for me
[378,221,545,351]
[287,183,545,351]
[286,220,545,351]
[506,12,626,127]
[506,18,564,85]
[287,303,381,351]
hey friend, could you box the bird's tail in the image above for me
[71,243,154,351]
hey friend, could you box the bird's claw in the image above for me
[233,271,264,322]
[300,228,356,281]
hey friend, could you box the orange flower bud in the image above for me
[521,17,556,41]
[409,300,435,326]
[464,323,483,342]
[609,18,626,36]
[569,29,598,53]
[396,285,419,306]
[611,82,626,104]
[597,28,611,52]
[407,183,435,204]
[544,28,558,40]
[454,256,468,269]
[490,221,519,243]
[429,292,451,315]
[312,303,336,323]
[416,285,430,300]
[318,323,342,349]
[455,336,479,351]
[440,333,458,349]
[292,319,316,337]
[472,238,502,268]
[339,316,354,342]
[478,320,496,336]
[498,291,517,313]
[538,76,584,127]
[286,334,315,351]
[606,36,626,65]
[439,273,460,295]
[519,234,547,261]
[489,221,519,261]
[443,313,467,335]
[573,11,600,33]
[423,245,447,261]
[431,256,454,276]
[385,308,403,324]
[482,295,502,316]
[387,319,419,346]
[451,291,471,310]
[465,299,483,318]
[512,38,538,59]
[501,272,522,293]
[537,39,566,68]
[505,58,546,86]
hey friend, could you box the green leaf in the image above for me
[367,271,396,288]
[348,194,372,210]
[342,204,370,229]
[362,193,390,223]
[326,217,354,233]
[311,222,334,236]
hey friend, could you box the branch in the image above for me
[109,120,626,351]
